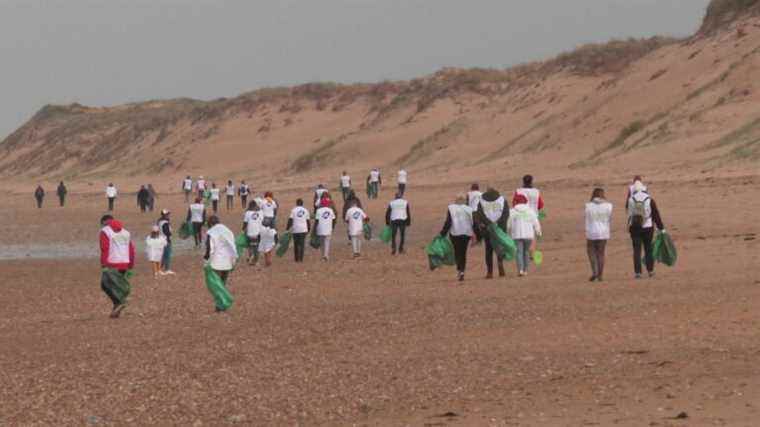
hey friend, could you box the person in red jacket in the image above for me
[99,215,135,318]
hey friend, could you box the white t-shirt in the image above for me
[467,190,482,211]
[244,210,264,237]
[346,207,367,236]
[389,199,409,221]
[261,199,277,218]
[197,180,206,190]
[145,236,167,262]
[340,175,351,188]
[397,170,407,184]
[210,188,220,201]
[315,207,336,236]
[226,185,235,196]
[207,224,237,271]
[290,206,310,233]
[106,186,117,198]
[448,204,474,236]
[258,227,277,253]
[183,179,193,191]
[369,170,380,183]
[189,203,205,223]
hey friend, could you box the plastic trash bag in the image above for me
[538,210,546,221]
[653,231,677,267]
[379,225,392,244]
[235,233,250,256]
[276,231,291,258]
[363,223,373,240]
[532,250,543,266]
[204,264,233,311]
[487,223,517,261]
[425,235,456,270]
[178,221,193,240]
[309,228,321,249]
[101,268,132,304]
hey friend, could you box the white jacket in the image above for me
[207,224,237,271]
[508,204,541,240]
[145,236,167,262]
[585,198,613,240]
[447,204,474,236]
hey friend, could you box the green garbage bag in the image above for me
[235,233,250,256]
[101,268,132,304]
[363,223,373,240]
[203,190,212,207]
[276,231,292,257]
[532,250,544,266]
[425,235,456,270]
[178,221,193,240]
[538,210,546,221]
[653,231,677,267]
[379,225,392,244]
[487,223,517,261]
[309,227,321,249]
[203,264,233,311]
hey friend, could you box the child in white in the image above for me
[345,203,368,257]
[145,225,167,278]
[258,225,278,267]
[507,194,542,277]
[315,206,337,261]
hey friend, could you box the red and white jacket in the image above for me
[513,187,544,214]
[100,220,135,270]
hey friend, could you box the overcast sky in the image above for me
[0,0,710,138]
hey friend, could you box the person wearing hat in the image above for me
[508,193,542,277]
[157,209,175,275]
[439,194,475,282]
[146,225,167,279]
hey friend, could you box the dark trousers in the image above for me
[226,195,234,210]
[35,197,43,208]
[139,201,147,212]
[293,233,307,262]
[108,197,115,211]
[450,235,471,273]
[341,187,350,202]
[391,220,407,253]
[241,195,248,209]
[192,222,204,246]
[59,195,65,207]
[586,239,607,278]
[484,236,505,275]
[631,227,655,274]
[101,270,126,307]
[398,183,406,196]
[184,190,191,203]
[212,200,218,213]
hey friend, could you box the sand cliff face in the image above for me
[2,2,759,186]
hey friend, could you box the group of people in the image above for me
[182,176,252,212]
[94,169,668,317]
[33,182,68,208]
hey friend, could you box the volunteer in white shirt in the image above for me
[182,176,193,202]
[204,216,238,312]
[345,200,369,258]
[474,187,509,279]
[258,225,278,267]
[260,191,278,227]
[209,183,221,213]
[186,197,206,247]
[106,183,118,211]
[585,188,613,282]
[238,180,250,210]
[145,225,167,279]
[467,183,483,212]
[286,199,311,263]
[508,194,542,277]
[385,193,411,255]
[243,200,264,265]
[440,195,475,282]
[315,204,337,261]
[314,184,328,210]
[225,180,235,211]
[340,172,352,202]
[196,176,207,198]
[99,215,135,318]
[397,169,408,196]
[367,168,381,199]
[513,175,545,217]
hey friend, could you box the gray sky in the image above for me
[0,0,710,139]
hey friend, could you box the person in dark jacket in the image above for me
[57,182,67,207]
[474,188,510,279]
[627,182,666,279]
[157,209,175,275]
[34,185,45,208]
[137,186,150,213]
[147,184,157,212]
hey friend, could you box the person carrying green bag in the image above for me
[385,192,411,255]
[627,181,666,279]
[474,187,510,279]
[508,194,542,277]
[653,230,677,267]
[276,231,292,258]
[98,215,135,318]
[425,235,456,271]
[345,200,369,258]
[439,194,475,282]
[203,215,237,312]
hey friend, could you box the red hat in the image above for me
[513,194,528,205]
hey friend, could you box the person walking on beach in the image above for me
[314,184,328,211]
[209,183,220,213]
[243,200,263,265]
[182,176,193,202]
[187,197,206,248]
[238,180,250,210]
[147,184,157,212]
[340,171,352,202]
[196,176,207,199]
[385,192,411,255]
[467,183,482,212]
[345,199,369,258]
[513,175,544,216]
[625,176,647,209]
[137,185,150,213]
[146,225,167,279]
[287,199,310,263]
[342,189,363,243]
[157,209,175,275]
[225,180,235,211]
[258,224,278,268]
[106,183,118,211]
[627,181,666,279]
[474,187,509,279]
[508,194,542,277]
[439,195,474,282]
[204,216,238,306]
[585,188,613,282]
[315,201,337,261]
[367,168,381,199]
[34,185,45,208]
[57,181,67,207]
[261,191,278,228]
[397,168,408,196]
[99,215,135,318]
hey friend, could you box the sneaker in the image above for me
[589,275,597,282]
[518,271,525,277]
[457,272,465,282]
[485,272,493,279]
[158,271,167,276]
[648,271,655,278]
[596,276,604,282]
[391,249,397,256]
[166,270,176,275]
[635,273,642,279]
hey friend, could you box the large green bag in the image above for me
[203,264,233,311]
[363,223,373,240]
[309,227,321,249]
[178,221,193,240]
[379,225,392,244]
[487,223,517,261]
[101,268,132,304]
[425,235,456,271]
[653,231,677,267]
[235,233,250,256]
[276,231,292,257]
